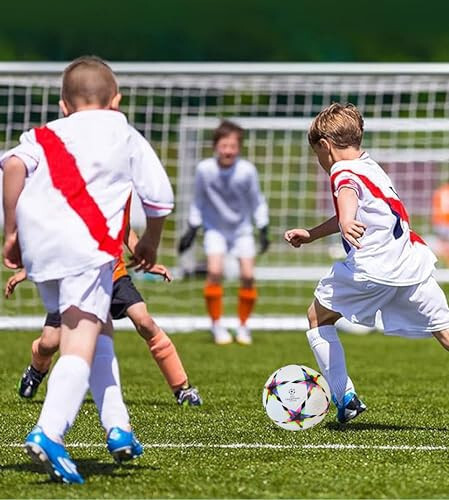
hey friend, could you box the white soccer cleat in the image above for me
[235,324,252,345]
[211,323,233,345]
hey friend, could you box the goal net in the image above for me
[1,63,449,331]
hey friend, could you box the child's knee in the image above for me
[433,329,449,351]
[38,328,60,356]
[136,314,159,340]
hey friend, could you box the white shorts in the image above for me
[36,262,113,323]
[314,262,449,338]
[204,229,256,258]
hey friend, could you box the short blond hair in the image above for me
[308,103,364,149]
[61,55,118,109]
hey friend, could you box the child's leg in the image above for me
[204,254,225,323]
[31,322,60,373]
[37,307,101,442]
[306,298,352,405]
[126,302,188,391]
[238,257,257,326]
[89,318,130,433]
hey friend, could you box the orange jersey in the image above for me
[433,184,449,227]
[113,196,132,282]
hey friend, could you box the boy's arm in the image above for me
[285,216,339,248]
[336,187,366,249]
[248,165,270,254]
[5,268,28,298]
[132,216,166,272]
[2,157,27,268]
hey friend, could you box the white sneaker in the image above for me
[212,323,233,345]
[235,325,252,345]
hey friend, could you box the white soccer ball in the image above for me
[262,364,331,431]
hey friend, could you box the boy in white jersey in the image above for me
[1,56,174,483]
[285,103,449,424]
[179,120,269,345]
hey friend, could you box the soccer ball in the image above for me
[262,364,331,431]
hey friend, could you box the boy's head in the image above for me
[213,120,244,168]
[308,103,364,171]
[60,56,121,115]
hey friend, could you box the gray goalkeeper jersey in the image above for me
[188,157,269,236]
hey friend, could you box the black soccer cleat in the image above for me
[18,365,47,399]
[335,392,367,424]
[175,385,203,406]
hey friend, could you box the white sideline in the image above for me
[0,315,374,334]
[4,442,449,451]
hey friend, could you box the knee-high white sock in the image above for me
[37,355,90,442]
[89,334,129,433]
[306,326,352,405]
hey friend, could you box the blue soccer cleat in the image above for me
[333,392,367,424]
[106,427,143,463]
[24,426,84,484]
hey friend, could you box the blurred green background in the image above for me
[1,0,449,62]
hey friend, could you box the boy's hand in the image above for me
[146,263,173,282]
[5,268,27,298]
[284,228,311,248]
[129,232,157,272]
[3,233,22,269]
[339,220,366,249]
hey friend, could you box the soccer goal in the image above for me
[1,62,449,331]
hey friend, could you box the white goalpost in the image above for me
[1,62,449,332]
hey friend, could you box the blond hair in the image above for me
[308,103,364,149]
[61,55,118,109]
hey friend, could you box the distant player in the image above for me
[7,219,202,407]
[285,103,449,424]
[432,183,449,265]
[1,56,174,483]
[178,120,269,345]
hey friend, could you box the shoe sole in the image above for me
[235,336,252,345]
[25,442,67,483]
[337,405,367,424]
[214,338,233,345]
[109,446,142,463]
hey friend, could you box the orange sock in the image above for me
[204,283,223,322]
[148,330,188,391]
[238,287,258,325]
[31,337,53,373]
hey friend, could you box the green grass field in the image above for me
[2,329,449,499]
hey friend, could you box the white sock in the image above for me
[89,334,129,433]
[37,355,90,442]
[306,326,352,405]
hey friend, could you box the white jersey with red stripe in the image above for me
[330,152,436,286]
[1,110,174,282]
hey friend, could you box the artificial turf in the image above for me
[1,329,449,498]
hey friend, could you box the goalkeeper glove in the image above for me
[178,225,199,254]
[259,225,270,255]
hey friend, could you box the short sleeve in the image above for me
[333,171,363,199]
[129,127,174,218]
[0,129,41,175]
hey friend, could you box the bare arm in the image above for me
[132,216,166,272]
[285,216,339,248]
[2,157,26,268]
[336,187,366,249]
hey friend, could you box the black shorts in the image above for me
[42,274,143,326]
[109,275,144,320]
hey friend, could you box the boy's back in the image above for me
[331,152,436,285]
[3,109,173,282]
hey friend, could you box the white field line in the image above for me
[4,442,449,452]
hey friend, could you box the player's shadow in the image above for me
[325,421,449,432]
[1,459,156,484]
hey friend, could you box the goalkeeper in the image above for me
[178,120,269,345]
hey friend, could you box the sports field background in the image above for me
[1,329,449,498]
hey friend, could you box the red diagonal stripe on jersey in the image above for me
[330,169,425,245]
[35,126,124,257]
